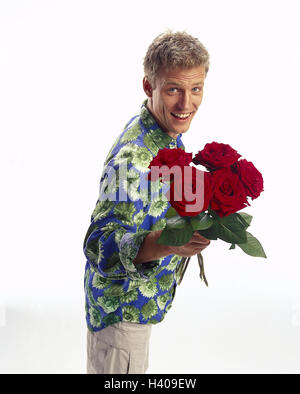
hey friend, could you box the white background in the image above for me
[0,0,299,373]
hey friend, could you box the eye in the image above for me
[192,87,202,92]
[168,87,178,93]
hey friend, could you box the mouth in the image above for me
[171,112,192,121]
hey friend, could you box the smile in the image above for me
[171,112,192,120]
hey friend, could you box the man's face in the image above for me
[144,66,206,139]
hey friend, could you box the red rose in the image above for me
[149,147,192,168]
[233,159,264,200]
[210,168,249,217]
[148,148,193,181]
[166,166,212,217]
[193,142,241,170]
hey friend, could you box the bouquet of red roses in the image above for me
[147,142,266,286]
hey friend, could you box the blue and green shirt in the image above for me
[83,99,186,332]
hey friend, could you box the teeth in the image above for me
[173,113,191,118]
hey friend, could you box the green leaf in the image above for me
[190,213,214,231]
[237,232,267,258]
[229,243,235,249]
[165,206,178,219]
[217,215,247,244]
[165,215,187,230]
[156,221,193,246]
[220,213,247,232]
[237,212,253,228]
[218,225,247,244]
[198,219,220,240]
[197,214,248,243]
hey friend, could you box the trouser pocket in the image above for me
[103,346,130,374]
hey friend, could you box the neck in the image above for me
[146,101,177,140]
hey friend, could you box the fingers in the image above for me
[192,231,206,239]
[170,232,211,257]
[190,240,210,248]
[191,232,210,245]
[193,242,210,254]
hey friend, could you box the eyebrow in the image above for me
[166,81,204,86]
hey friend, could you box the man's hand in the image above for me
[168,231,210,257]
[133,230,210,264]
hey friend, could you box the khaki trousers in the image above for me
[87,321,152,374]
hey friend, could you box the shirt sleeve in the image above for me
[83,159,162,281]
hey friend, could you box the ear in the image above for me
[143,76,153,98]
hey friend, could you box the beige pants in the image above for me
[87,321,152,374]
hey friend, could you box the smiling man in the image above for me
[84,31,211,374]
[144,66,206,139]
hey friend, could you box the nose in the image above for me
[177,91,191,111]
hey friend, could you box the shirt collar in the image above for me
[140,99,183,151]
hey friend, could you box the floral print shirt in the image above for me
[83,99,185,332]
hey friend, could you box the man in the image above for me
[83,30,211,374]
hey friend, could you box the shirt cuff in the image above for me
[119,230,161,281]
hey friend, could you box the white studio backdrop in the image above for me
[0,0,299,373]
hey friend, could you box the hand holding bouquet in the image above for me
[147,142,266,286]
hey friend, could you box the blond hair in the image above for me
[143,30,210,88]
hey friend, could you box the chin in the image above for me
[177,126,190,133]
